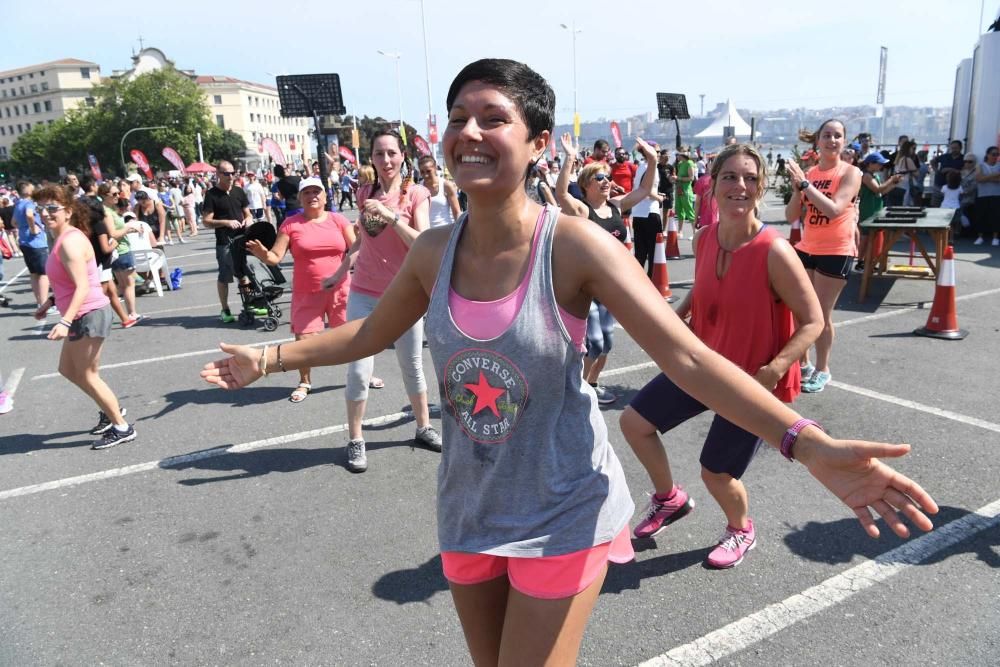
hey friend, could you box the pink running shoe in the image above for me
[0,391,11,415]
[706,519,756,569]
[633,486,694,538]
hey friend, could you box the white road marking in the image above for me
[31,337,295,380]
[0,266,28,294]
[828,380,1000,434]
[0,409,414,501]
[836,286,1000,328]
[3,367,24,395]
[162,250,215,260]
[602,361,657,377]
[637,498,1000,667]
[139,302,220,316]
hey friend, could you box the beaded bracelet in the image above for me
[780,418,823,462]
[59,318,72,328]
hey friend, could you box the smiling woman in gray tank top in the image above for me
[203,59,938,666]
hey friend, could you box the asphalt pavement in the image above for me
[1,198,998,666]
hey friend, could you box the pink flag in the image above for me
[549,137,556,160]
[338,146,356,164]
[87,154,103,182]
[610,121,622,149]
[161,147,186,172]
[261,138,286,166]
[130,149,153,180]
[413,135,431,157]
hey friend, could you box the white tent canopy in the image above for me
[694,99,753,138]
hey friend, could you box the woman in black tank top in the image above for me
[555,133,658,402]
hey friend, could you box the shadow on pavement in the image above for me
[601,544,713,595]
[167,438,427,484]
[372,554,448,604]
[0,429,97,455]
[140,384,345,420]
[782,505,998,568]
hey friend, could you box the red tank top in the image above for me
[690,223,800,402]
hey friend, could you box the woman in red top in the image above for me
[32,186,136,450]
[622,144,823,568]
[784,119,862,393]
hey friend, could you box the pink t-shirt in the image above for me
[693,174,718,228]
[282,211,352,293]
[352,183,431,297]
[46,227,110,317]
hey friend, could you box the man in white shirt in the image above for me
[244,172,269,223]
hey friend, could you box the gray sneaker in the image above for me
[346,439,367,473]
[594,385,617,405]
[414,425,442,452]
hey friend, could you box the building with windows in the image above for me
[0,58,100,160]
[197,75,309,160]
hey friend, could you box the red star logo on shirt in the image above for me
[464,371,506,418]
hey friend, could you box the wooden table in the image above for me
[858,209,953,302]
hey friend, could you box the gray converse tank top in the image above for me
[426,204,634,557]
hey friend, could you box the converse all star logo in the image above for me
[444,348,528,444]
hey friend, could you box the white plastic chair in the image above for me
[127,223,171,296]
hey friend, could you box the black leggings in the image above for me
[633,213,662,277]
[339,190,354,209]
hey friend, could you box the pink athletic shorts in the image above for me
[441,526,634,600]
[290,287,348,335]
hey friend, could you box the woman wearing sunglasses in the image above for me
[556,131,657,404]
[32,186,136,450]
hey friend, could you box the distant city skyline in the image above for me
[1,1,994,132]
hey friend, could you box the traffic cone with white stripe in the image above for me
[665,215,681,259]
[913,245,967,340]
[789,219,802,245]
[652,233,677,302]
[624,218,634,255]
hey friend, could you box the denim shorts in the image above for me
[112,251,135,272]
[20,245,49,275]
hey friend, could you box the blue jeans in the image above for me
[585,301,616,358]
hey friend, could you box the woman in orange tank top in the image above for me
[784,119,862,393]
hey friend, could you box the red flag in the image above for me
[289,138,296,151]
[87,154,103,182]
[129,149,153,180]
[261,138,286,166]
[161,147,186,172]
[413,135,431,157]
[610,121,622,149]
[338,146,356,164]
[428,114,438,144]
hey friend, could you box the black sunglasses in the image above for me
[594,173,611,182]
[219,171,236,177]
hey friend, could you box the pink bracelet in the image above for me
[780,418,822,461]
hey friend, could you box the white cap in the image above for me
[125,173,143,183]
[298,177,324,192]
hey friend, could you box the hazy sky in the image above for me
[3,0,996,127]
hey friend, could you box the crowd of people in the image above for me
[0,56,975,666]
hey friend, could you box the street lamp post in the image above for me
[419,0,436,159]
[377,50,405,145]
[560,22,583,139]
[120,125,167,175]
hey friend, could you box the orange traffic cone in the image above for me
[652,233,676,302]
[913,245,967,340]
[789,218,802,245]
[665,216,681,259]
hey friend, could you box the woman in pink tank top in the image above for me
[622,144,824,569]
[32,186,135,450]
[784,119,862,393]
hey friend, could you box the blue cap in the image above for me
[862,152,889,165]
[849,142,862,152]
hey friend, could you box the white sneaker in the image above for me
[0,391,12,415]
[974,237,984,245]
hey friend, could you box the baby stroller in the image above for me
[229,221,286,331]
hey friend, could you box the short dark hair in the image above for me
[594,140,611,152]
[446,59,554,140]
[273,164,286,178]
